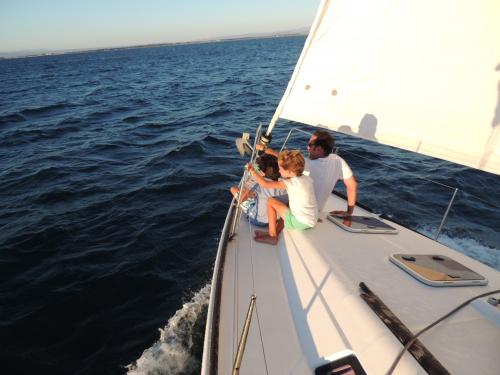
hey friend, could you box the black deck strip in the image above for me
[359,282,450,375]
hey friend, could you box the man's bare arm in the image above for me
[256,144,279,157]
[344,176,357,214]
[330,176,357,216]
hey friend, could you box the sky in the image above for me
[0,0,317,53]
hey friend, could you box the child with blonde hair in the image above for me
[246,150,318,245]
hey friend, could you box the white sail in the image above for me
[269,0,500,175]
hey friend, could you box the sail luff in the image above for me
[265,0,331,136]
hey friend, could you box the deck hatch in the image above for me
[314,353,367,375]
[390,254,488,287]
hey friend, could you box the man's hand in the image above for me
[329,204,354,218]
[342,216,352,227]
[329,210,351,218]
[256,144,278,157]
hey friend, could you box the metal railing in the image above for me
[229,124,263,239]
[232,294,257,375]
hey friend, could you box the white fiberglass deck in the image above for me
[216,194,500,374]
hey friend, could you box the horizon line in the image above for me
[0,28,309,60]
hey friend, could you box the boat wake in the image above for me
[419,227,500,270]
[126,284,210,375]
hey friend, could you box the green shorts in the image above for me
[284,210,311,230]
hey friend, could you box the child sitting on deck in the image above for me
[230,154,285,227]
[246,150,318,245]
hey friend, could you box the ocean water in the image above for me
[0,36,499,375]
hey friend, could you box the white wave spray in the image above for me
[419,227,499,270]
[126,283,210,375]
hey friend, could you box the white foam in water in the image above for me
[419,227,500,270]
[126,284,210,375]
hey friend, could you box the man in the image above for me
[257,130,357,215]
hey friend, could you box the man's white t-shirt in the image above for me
[283,175,318,227]
[305,154,353,211]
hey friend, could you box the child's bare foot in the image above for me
[254,234,278,245]
[255,229,269,238]
[276,219,285,235]
[256,219,284,238]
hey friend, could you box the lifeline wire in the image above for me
[341,148,500,212]
[386,289,500,375]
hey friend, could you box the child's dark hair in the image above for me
[256,154,280,181]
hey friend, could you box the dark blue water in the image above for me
[1,36,499,375]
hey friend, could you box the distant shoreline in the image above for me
[0,31,308,60]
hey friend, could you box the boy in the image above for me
[246,150,318,245]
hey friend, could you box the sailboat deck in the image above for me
[218,210,311,374]
[217,194,500,374]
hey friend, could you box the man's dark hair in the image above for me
[312,130,335,156]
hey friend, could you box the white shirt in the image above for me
[304,154,353,211]
[283,175,318,227]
